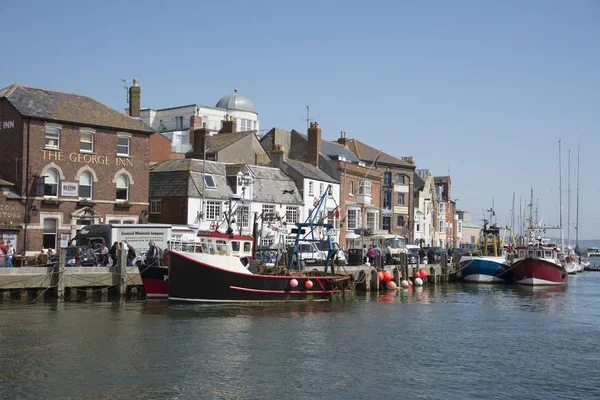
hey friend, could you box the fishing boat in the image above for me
[512,238,568,286]
[456,222,515,283]
[167,188,355,303]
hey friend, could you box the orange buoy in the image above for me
[377,271,384,282]
[305,280,313,289]
[383,271,392,282]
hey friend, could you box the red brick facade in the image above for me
[0,100,152,254]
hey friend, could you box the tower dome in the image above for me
[215,89,257,114]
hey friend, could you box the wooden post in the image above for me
[112,249,127,298]
[52,249,65,300]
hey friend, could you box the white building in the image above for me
[139,90,260,153]
[413,169,437,246]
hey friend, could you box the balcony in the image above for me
[356,193,371,205]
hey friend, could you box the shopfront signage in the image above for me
[61,182,79,196]
[0,120,15,130]
[42,150,133,166]
[0,203,23,219]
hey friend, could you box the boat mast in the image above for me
[575,146,580,250]
[567,149,571,247]
[511,192,515,233]
[558,139,564,250]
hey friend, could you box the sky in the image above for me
[1,0,599,239]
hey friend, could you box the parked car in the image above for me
[315,241,347,266]
[407,247,420,264]
[49,246,100,266]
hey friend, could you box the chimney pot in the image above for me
[308,120,322,167]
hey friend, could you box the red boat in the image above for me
[512,243,568,286]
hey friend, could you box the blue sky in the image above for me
[2,0,599,238]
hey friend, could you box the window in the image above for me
[44,168,59,197]
[349,181,354,196]
[397,215,404,228]
[384,172,392,187]
[175,116,184,129]
[397,193,405,206]
[308,181,314,196]
[262,204,276,219]
[439,203,446,214]
[241,119,253,131]
[45,126,60,148]
[319,183,324,195]
[286,206,299,224]
[117,136,130,156]
[439,220,445,233]
[78,171,93,199]
[43,218,57,249]
[397,175,406,184]
[204,175,216,189]
[383,217,391,232]
[347,209,359,230]
[80,130,94,152]
[150,200,162,214]
[116,174,129,201]
[383,191,391,209]
[206,201,222,220]
[358,180,371,196]
[416,223,421,232]
[328,184,333,198]
[236,205,250,228]
[367,212,377,231]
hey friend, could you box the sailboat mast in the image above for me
[575,146,580,248]
[558,140,564,249]
[511,192,515,233]
[567,149,571,246]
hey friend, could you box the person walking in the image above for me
[362,244,368,264]
[127,245,136,266]
[146,241,158,266]
[385,244,393,265]
[6,241,15,268]
[110,241,119,266]
[100,244,109,266]
[367,245,375,266]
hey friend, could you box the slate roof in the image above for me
[284,159,338,184]
[0,84,154,134]
[291,130,361,163]
[149,159,232,199]
[414,171,425,191]
[205,131,254,154]
[347,138,414,167]
[245,165,302,205]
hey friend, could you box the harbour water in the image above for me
[2,267,600,399]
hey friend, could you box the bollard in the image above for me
[370,268,379,293]
[52,249,65,300]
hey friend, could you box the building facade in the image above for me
[413,169,438,246]
[0,82,153,253]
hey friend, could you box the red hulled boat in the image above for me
[512,241,567,286]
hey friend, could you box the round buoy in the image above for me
[414,277,423,286]
[408,279,413,287]
[377,272,384,282]
[383,271,392,282]
[401,280,409,288]
[290,279,298,288]
[387,281,397,290]
[420,269,428,279]
[305,280,313,289]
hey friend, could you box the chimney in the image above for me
[307,121,321,167]
[128,78,141,118]
[190,127,210,158]
[189,115,203,145]
[337,131,348,146]
[219,114,237,133]
[271,144,285,167]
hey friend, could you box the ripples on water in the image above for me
[1,273,600,399]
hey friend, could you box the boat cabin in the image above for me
[517,246,560,261]
[196,231,254,258]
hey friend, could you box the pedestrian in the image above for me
[385,244,393,265]
[427,248,436,264]
[120,240,129,252]
[46,248,55,264]
[110,241,119,266]
[0,240,7,267]
[147,241,158,266]
[362,244,368,264]
[6,241,15,268]
[100,244,109,266]
[419,247,426,264]
[374,245,382,268]
[127,245,136,266]
[37,247,45,265]
[367,245,375,266]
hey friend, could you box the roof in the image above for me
[205,131,254,154]
[215,91,257,114]
[0,84,154,134]
[434,176,451,183]
[150,159,231,199]
[284,159,339,184]
[291,130,361,163]
[245,165,302,204]
[347,138,415,168]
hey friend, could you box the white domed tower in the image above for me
[215,89,259,132]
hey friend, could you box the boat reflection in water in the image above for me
[512,285,568,314]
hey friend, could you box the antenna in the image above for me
[304,105,314,131]
[122,79,129,104]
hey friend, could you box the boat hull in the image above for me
[512,258,568,286]
[139,264,169,298]
[168,251,354,303]
[458,256,513,283]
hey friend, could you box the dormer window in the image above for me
[204,175,216,189]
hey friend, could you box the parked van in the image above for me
[315,241,347,266]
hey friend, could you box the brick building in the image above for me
[0,81,154,253]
